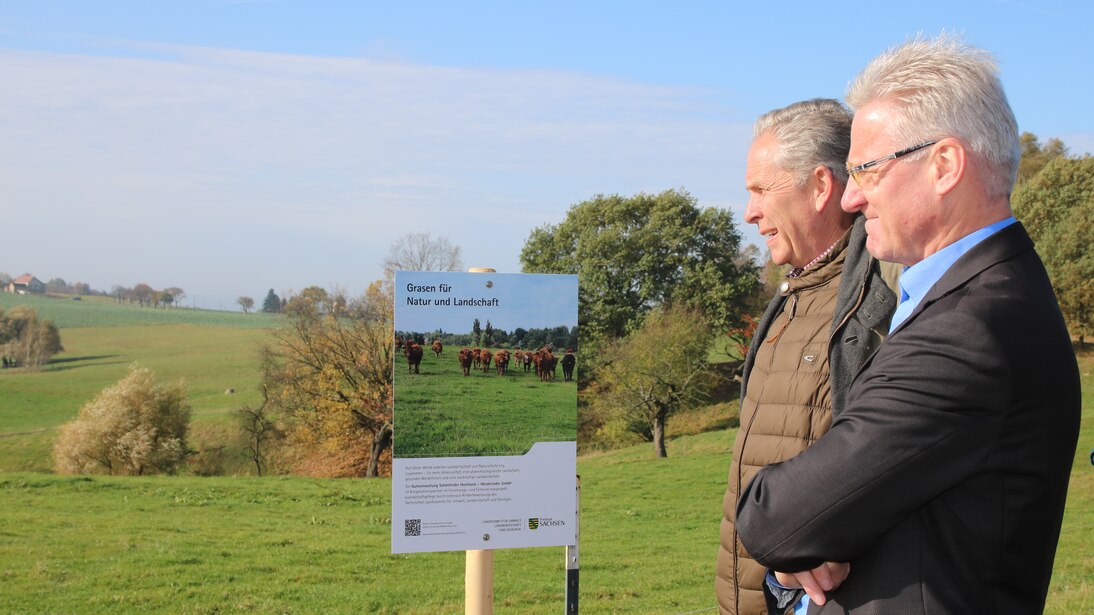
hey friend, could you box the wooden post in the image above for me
[466,267,497,615]
[466,549,494,615]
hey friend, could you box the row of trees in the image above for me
[110,284,186,308]
[398,321,579,353]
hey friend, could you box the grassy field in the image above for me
[394,349,576,457]
[0,420,1090,614]
[0,297,1090,612]
[0,293,277,329]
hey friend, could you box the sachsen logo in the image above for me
[529,517,565,530]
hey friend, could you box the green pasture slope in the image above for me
[394,349,576,458]
[0,294,272,472]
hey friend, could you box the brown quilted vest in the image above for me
[715,236,848,615]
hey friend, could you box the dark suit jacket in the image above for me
[736,222,1081,614]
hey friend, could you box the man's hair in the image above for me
[845,34,1019,198]
[753,98,852,186]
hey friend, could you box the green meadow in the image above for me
[394,350,576,458]
[0,293,1090,613]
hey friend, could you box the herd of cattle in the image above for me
[396,337,576,382]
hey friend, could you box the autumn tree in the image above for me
[1013,155,1094,345]
[131,283,155,307]
[591,304,717,458]
[0,306,64,369]
[164,287,186,307]
[262,285,393,477]
[238,296,255,314]
[53,365,191,475]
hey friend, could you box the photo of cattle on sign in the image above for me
[393,271,578,459]
[392,330,578,458]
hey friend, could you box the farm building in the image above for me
[5,274,46,294]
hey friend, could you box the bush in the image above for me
[53,365,191,475]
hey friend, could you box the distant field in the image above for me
[0,293,277,329]
[394,349,576,457]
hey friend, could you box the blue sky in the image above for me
[1,1,1090,310]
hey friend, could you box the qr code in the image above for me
[404,519,422,537]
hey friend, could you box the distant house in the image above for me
[5,274,46,295]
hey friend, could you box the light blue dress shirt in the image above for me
[889,216,1017,333]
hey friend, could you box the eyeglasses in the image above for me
[846,140,937,185]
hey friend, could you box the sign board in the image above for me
[391,271,578,554]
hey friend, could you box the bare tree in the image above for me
[382,232,463,286]
[238,296,255,314]
[237,386,283,476]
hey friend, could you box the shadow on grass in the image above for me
[43,355,125,372]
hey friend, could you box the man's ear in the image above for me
[812,165,836,212]
[932,138,966,195]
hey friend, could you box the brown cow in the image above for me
[494,350,511,375]
[561,349,576,382]
[471,347,482,369]
[404,342,423,374]
[457,348,474,376]
[432,339,443,357]
[539,349,557,382]
[479,349,493,374]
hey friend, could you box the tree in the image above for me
[53,365,191,475]
[262,289,282,313]
[46,278,68,294]
[1013,155,1094,345]
[591,305,717,457]
[131,283,155,307]
[164,287,186,308]
[262,287,393,477]
[382,232,463,286]
[1017,132,1069,186]
[520,189,759,344]
[0,306,64,369]
[238,296,255,314]
[483,320,495,347]
[237,386,283,476]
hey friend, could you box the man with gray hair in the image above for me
[715,98,896,615]
[736,36,1080,613]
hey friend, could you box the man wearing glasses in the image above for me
[736,35,1080,614]
[714,98,897,615]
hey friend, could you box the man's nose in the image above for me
[842,179,866,213]
[744,197,761,224]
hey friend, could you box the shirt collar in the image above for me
[890,216,1017,332]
